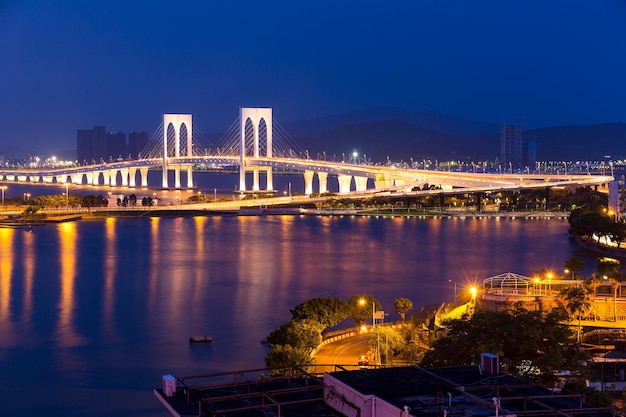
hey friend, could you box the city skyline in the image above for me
[1,1,625,153]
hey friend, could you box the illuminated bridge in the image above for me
[0,108,615,198]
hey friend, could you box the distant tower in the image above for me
[76,125,106,165]
[106,131,127,162]
[128,131,149,159]
[76,128,93,164]
[500,124,523,166]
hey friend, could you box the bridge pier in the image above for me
[354,176,368,192]
[337,175,352,194]
[129,168,137,187]
[374,173,394,189]
[266,166,273,191]
[120,169,129,187]
[253,168,260,191]
[318,172,328,194]
[186,166,193,188]
[109,170,118,186]
[42,176,53,184]
[140,168,149,188]
[174,167,181,189]
[303,171,314,195]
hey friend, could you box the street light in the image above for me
[65,183,69,215]
[1,185,7,219]
[359,297,380,367]
[534,277,540,295]
[469,286,477,299]
[546,272,553,294]
[448,279,461,302]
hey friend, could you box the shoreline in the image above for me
[1,206,574,222]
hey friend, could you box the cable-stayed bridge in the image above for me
[0,108,615,197]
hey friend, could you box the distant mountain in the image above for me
[525,123,626,161]
[283,107,500,137]
[289,114,626,162]
[291,119,499,163]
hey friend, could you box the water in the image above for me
[0,180,604,416]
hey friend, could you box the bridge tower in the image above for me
[162,114,194,189]
[239,107,273,192]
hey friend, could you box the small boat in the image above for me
[189,336,212,343]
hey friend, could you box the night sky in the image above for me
[1,1,625,153]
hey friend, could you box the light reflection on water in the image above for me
[0,215,602,416]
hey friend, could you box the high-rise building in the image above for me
[128,131,149,159]
[500,124,523,166]
[106,131,127,161]
[91,125,106,163]
[76,125,122,164]
[77,129,93,165]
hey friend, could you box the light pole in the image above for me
[359,298,380,367]
[547,272,553,295]
[1,185,7,219]
[65,183,69,215]
[448,279,461,302]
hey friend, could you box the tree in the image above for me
[559,286,591,342]
[347,295,381,326]
[21,206,40,217]
[597,258,620,277]
[265,344,315,375]
[569,210,611,240]
[369,326,406,366]
[420,306,587,386]
[561,380,613,408]
[128,194,137,207]
[393,297,413,322]
[266,319,325,353]
[564,257,584,279]
[289,296,348,329]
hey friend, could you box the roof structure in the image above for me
[155,364,618,416]
[327,365,617,417]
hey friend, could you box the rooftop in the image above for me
[156,364,618,417]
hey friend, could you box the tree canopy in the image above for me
[420,306,587,386]
[289,296,348,328]
[393,297,413,321]
[347,295,381,326]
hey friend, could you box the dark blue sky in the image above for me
[1,1,625,153]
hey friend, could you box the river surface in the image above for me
[0,176,605,417]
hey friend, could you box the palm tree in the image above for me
[597,258,622,322]
[606,275,624,322]
[560,286,592,342]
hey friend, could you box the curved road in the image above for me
[313,334,372,373]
